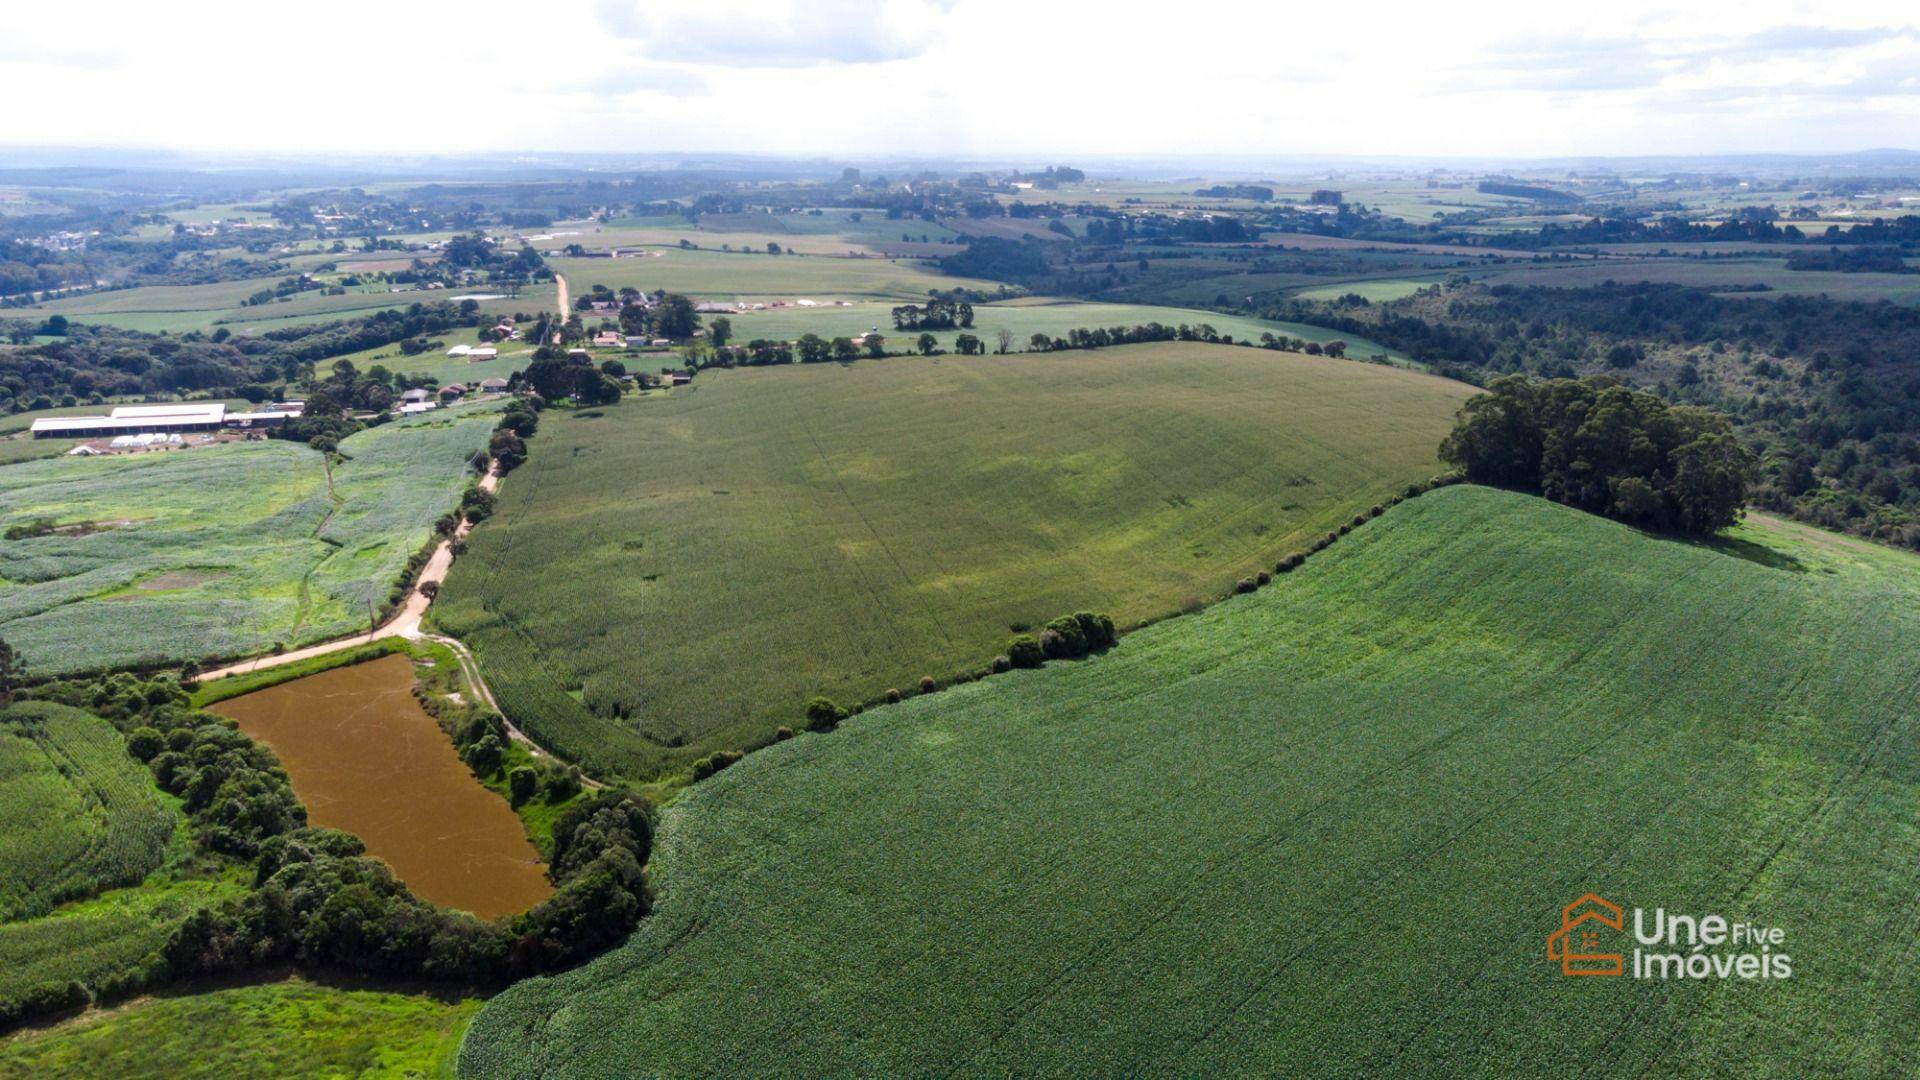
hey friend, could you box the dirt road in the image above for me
[195,466,502,682]
[552,274,569,342]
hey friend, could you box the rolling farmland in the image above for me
[545,247,997,302]
[0,408,496,673]
[0,702,179,920]
[21,277,554,336]
[435,342,1471,777]
[619,297,1420,366]
[464,485,1920,1077]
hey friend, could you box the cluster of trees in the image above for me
[1440,375,1754,534]
[1005,612,1117,669]
[488,397,539,473]
[1280,281,1920,547]
[1782,247,1915,274]
[517,348,624,405]
[1195,185,1275,201]
[890,297,974,330]
[163,789,650,984]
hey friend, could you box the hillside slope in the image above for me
[435,342,1472,779]
[464,486,1920,1077]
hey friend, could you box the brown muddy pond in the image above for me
[210,652,553,919]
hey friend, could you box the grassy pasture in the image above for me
[1476,257,1920,305]
[435,342,1471,779]
[0,702,179,921]
[557,210,963,258]
[0,410,494,674]
[0,978,478,1078]
[1290,277,1440,303]
[464,485,1920,1077]
[620,296,1418,364]
[21,278,553,336]
[546,247,995,302]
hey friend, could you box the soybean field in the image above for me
[0,702,179,921]
[463,485,1920,1078]
[435,342,1472,778]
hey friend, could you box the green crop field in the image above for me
[0,702,179,920]
[600,297,1418,366]
[0,408,495,674]
[546,248,996,302]
[435,342,1471,778]
[0,978,479,1078]
[1475,257,1920,305]
[464,485,1920,1077]
[21,279,554,337]
[0,878,242,1024]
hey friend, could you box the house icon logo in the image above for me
[1547,893,1625,976]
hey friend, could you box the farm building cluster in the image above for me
[30,402,307,440]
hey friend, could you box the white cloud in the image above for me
[0,0,1914,160]
[593,0,953,66]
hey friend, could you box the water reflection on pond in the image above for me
[211,652,553,919]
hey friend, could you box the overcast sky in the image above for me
[1,0,1915,162]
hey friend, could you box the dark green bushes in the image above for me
[804,697,846,732]
[1020,612,1117,665]
[690,749,743,781]
[164,790,654,985]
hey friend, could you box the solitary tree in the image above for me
[995,327,1014,354]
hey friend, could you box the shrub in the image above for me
[543,764,583,802]
[885,688,902,704]
[1071,612,1116,651]
[690,749,744,781]
[773,726,795,741]
[509,766,537,805]
[1277,553,1304,573]
[463,733,504,776]
[127,726,165,761]
[1235,578,1257,594]
[1369,504,1385,518]
[804,696,845,732]
[1044,616,1089,658]
[1256,571,1271,586]
[1037,628,1067,659]
[918,676,937,694]
[990,655,1012,674]
[1007,634,1045,669]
